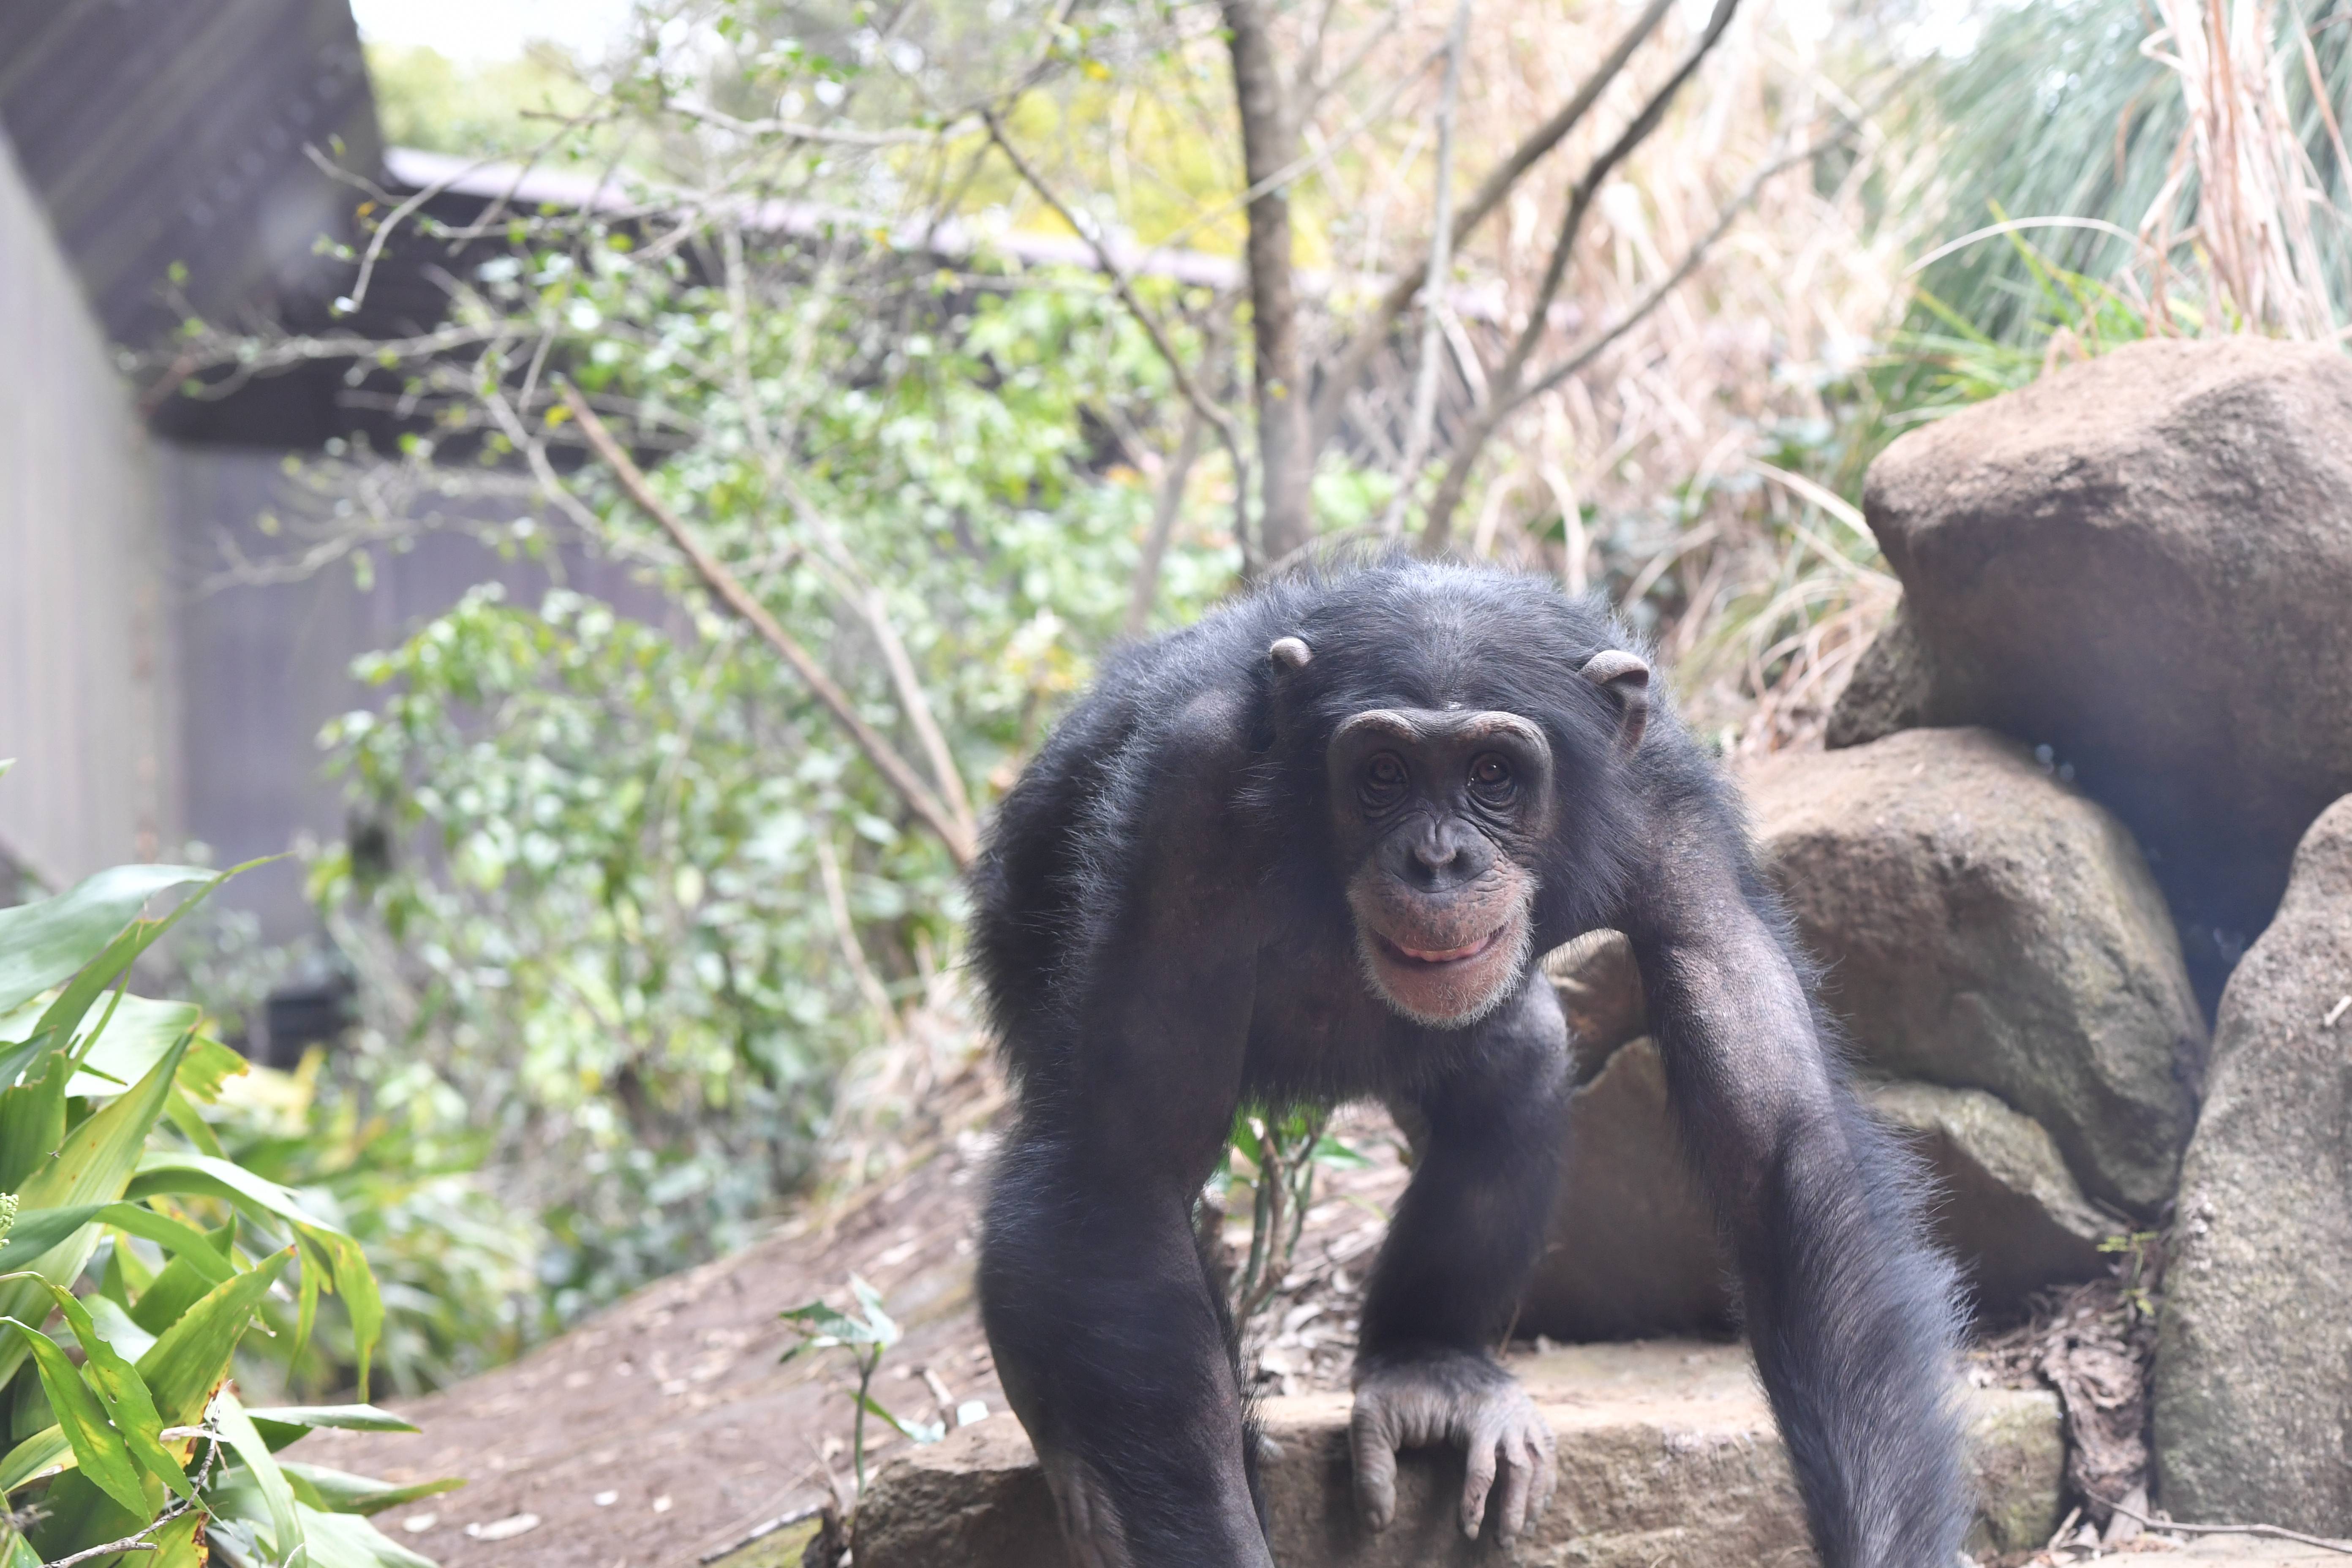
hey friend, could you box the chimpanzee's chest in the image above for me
[1238,926,1427,1103]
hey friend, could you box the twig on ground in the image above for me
[2104,1498,2352,1556]
[695,1502,830,1565]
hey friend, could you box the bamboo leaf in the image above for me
[0,1424,70,1494]
[212,1388,303,1568]
[0,1034,194,1388]
[0,1316,149,1519]
[127,1152,384,1398]
[244,1405,418,1452]
[136,1248,292,1428]
[294,1501,439,1568]
[38,1282,193,1501]
[280,1461,465,1515]
[0,866,214,1016]
[0,1203,234,1287]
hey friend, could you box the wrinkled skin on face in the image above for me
[1328,708,1555,1029]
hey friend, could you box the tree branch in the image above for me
[1307,0,1677,460]
[1419,0,1744,553]
[556,383,977,868]
[1126,403,1208,638]
[981,110,1255,567]
[1376,0,1472,538]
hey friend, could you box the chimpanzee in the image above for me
[970,561,1968,1568]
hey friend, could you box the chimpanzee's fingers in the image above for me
[1459,1424,1501,1540]
[1350,1404,1400,1531]
[1493,1431,1535,1541]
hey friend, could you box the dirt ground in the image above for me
[321,1098,1417,1568]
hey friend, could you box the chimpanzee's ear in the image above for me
[1268,636,1313,672]
[1580,650,1649,753]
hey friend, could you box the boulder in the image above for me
[1824,599,1936,751]
[1750,727,2207,1215]
[853,1341,2065,1567]
[2153,795,2352,1533]
[1545,929,1649,1081]
[1517,1037,1735,1342]
[1830,338,2352,983]
[1867,1082,2110,1318]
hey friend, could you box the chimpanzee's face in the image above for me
[1326,707,1555,1029]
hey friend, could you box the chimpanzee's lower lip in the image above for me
[1380,929,1501,966]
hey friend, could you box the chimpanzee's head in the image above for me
[1269,633,1648,1029]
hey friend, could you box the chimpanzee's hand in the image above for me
[1349,1347,1557,1542]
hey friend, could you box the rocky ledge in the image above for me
[853,1341,2063,1568]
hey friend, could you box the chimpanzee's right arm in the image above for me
[976,688,1276,1568]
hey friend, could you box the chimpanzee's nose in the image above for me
[1405,823,1473,887]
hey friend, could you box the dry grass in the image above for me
[1122,0,1939,752]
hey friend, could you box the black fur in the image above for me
[972,560,1969,1567]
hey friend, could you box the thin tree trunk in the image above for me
[1223,0,1314,568]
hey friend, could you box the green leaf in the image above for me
[0,1202,233,1286]
[0,1033,193,1388]
[0,1050,70,1190]
[0,1423,68,1494]
[293,1501,439,1568]
[37,1282,192,1501]
[64,1000,242,1103]
[127,1152,384,1398]
[136,1247,291,1428]
[143,1508,207,1568]
[0,865,214,1015]
[280,1461,465,1515]
[245,1405,419,1451]
[0,1316,149,1518]
[213,1388,303,1568]
[856,1391,943,1445]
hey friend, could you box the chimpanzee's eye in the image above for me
[1359,753,1408,809]
[1469,753,1514,800]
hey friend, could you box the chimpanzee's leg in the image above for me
[1350,971,1568,1542]
[1627,829,1970,1568]
[981,1128,1273,1568]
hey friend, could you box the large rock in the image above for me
[1517,1037,1735,1341]
[2154,795,2352,1533]
[1867,1083,2110,1317]
[1750,727,2208,1215]
[1830,337,2352,976]
[854,1341,2064,1567]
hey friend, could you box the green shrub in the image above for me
[0,815,454,1565]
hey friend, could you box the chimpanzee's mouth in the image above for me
[1378,929,1503,966]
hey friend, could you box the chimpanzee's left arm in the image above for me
[1622,771,1972,1568]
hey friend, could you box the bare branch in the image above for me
[1376,0,1472,539]
[1512,129,1838,411]
[1415,122,1843,553]
[1126,404,1208,638]
[557,382,977,868]
[670,103,974,147]
[816,836,904,1039]
[981,110,1255,560]
[1149,41,1445,257]
[2105,1498,2352,1556]
[1309,0,1677,459]
[859,583,977,848]
[1420,0,1745,553]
